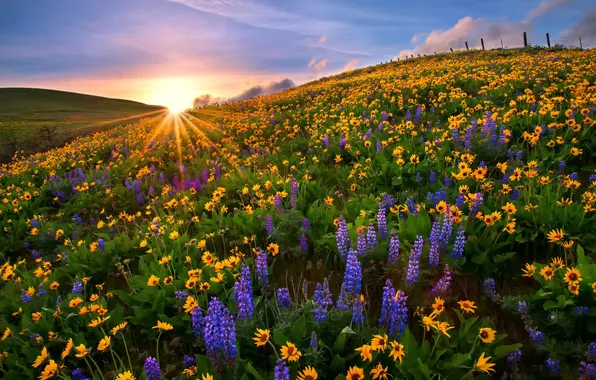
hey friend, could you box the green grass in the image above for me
[0,88,166,163]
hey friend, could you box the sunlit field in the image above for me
[1,48,596,380]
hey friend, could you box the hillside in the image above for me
[0,49,596,379]
[0,88,166,163]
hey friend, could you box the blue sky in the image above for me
[0,0,594,105]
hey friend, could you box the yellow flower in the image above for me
[201,374,213,380]
[111,322,128,335]
[115,371,136,380]
[253,328,270,347]
[61,338,73,359]
[370,334,388,352]
[431,297,445,315]
[479,328,496,343]
[546,228,564,243]
[147,275,160,286]
[153,321,174,331]
[158,255,172,265]
[267,243,279,256]
[32,347,48,368]
[74,344,89,358]
[370,363,388,380]
[389,341,405,363]
[422,314,438,331]
[458,300,477,314]
[324,196,334,206]
[564,267,582,284]
[540,266,554,280]
[434,321,455,338]
[97,336,111,351]
[550,257,565,270]
[39,359,59,380]
[1,328,10,341]
[169,231,179,240]
[280,341,302,362]
[182,366,198,376]
[355,344,373,362]
[475,352,495,374]
[345,366,364,380]
[521,263,536,277]
[297,366,318,380]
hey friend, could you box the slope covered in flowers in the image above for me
[1,48,596,379]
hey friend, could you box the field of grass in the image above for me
[0,88,166,163]
[1,48,596,380]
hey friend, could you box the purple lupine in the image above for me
[389,290,408,338]
[429,170,437,184]
[587,342,596,362]
[339,134,346,150]
[322,278,333,306]
[191,307,205,339]
[203,297,237,369]
[72,277,83,294]
[256,252,268,288]
[439,214,453,250]
[376,140,382,152]
[579,362,595,379]
[174,290,189,300]
[366,222,377,248]
[290,178,299,209]
[379,280,395,327]
[144,357,161,380]
[428,219,441,268]
[322,134,329,148]
[313,283,328,323]
[357,230,367,256]
[406,236,424,286]
[310,331,318,349]
[377,206,388,240]
[301,218,310,232]
[343,250,362,299]
[233,265,254,320]
[273,194,282,212]
[183,355,196,369]
[299,234,308,253]
[364,128,372,140]
[71,368,89,380]
[507,349,521,375]
[21,290,32,304]
[336,284,349,311]
[452,127,460,147]
[352,297,365,327]
[529,328,544,348]
[335,216,351,260]
[546,358,560,377]
[388,235,400,264]
[510,188,520,201]
[406,197,418,216]
[265,215,274,235]
[483,278,498,301]
[405,109,411,122]
[429,265,452,297]
[468,193,483,219]
[451,226,466,259]
[38,284,46,297]
[274,358,290,380]
[277,288,291,307]
[97,239,105,252]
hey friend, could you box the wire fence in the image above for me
[392,32,596,61]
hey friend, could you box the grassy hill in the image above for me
[0,88,166,163]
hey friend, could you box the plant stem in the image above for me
[121,332,133,369]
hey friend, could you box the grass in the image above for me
[0,88,166,163]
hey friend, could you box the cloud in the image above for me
[310,59,328,75]
[318,35,327,44]
[399,0,573,57]
[308,57,317,68]
[194,78,295,107]
[562,9,596,39]
[342,59,359,71]
[525,0,574,22]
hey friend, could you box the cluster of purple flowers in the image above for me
[290,178,299,208]
[367,222,377,248]
[352,297,365,326]
[388,235,400,264]
[71,368,89,380]
[429,265,452,297]
[277,288,291,307]
[378,280,408,338]
[428,219,441,268]
[377,206,388,240]
[191,306,205,339]
[256,252,268,288]
[406,236,424,286]
[274,358,290,380]
[203,297,237,369]
[545,358,560,377]
[299,234,308,253]
[72,277,83,294]
[451,226,466,259]
[335,216,351,260]
[483,278,498,301]
[144,357,161,380]
[233,264,254,320]
[265,215,274,235]
[313,279,333,323]
[406,197,418,216]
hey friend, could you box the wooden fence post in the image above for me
[450,48,453,52]
[546,33,551,48]
[579,37,583,50]
[523,32,528,47]
[465,41,469,50]
[481,38,485,51]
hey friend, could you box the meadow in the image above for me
[1,48,596,380]
[0,88,165,164]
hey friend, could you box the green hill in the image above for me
[0,88,166,163]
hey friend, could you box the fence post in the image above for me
[450,48,453,52]
[579,37,583,50]
[465,41,469,50]
[546,33,551,48]
[501,39,503,49]
[481,38,485,51]
[523,32,528,47]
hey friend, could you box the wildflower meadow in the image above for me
[1,48,596,379]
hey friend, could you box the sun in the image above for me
[146,78,196,114]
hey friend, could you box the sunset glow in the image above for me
[146,78,197,113]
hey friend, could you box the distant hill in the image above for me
[0,88,166,163]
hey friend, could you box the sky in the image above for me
[1,0,595,108]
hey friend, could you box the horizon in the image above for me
[1,0,595,109]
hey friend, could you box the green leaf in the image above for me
[493,251,516,263]
[288,314,307,343]
[417,358,432,380]
[577,245,587,266]
[493,343,522,359]
[272,330,290,346]
[331,355,346,373]
[244,362,264,380]
[332,326,355,353]
[449,353,471,368]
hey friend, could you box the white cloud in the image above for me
[562,9,596,40]
[318,35,327,44]
[342,59,359,71]
[399,0,573,56]
[525,0,574,22]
